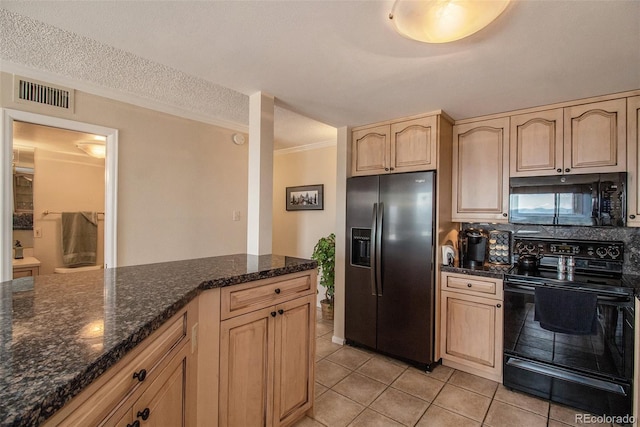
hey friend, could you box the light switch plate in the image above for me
[232,210,241,221]
[34,227,42,238]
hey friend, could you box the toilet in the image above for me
[54,265,102,274]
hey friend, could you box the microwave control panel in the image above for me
[599,180,625,226]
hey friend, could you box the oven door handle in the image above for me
[506,357,628,396]
[505,281,632,303]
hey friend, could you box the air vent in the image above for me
[13,76,74,112]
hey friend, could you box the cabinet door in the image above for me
[220,307,274,427]
[564,98,626,174]
[510,109,563,176]
[390,116,438,173]
[131,344,191,427]
[103,407,132,427]
[45,304,193,427]
[627,96,640,227]
[452,117,510,222]
[351,125,390,176]
[440,291,503,382]
[273,295,315,427]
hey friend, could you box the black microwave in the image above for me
[508,172,626,226]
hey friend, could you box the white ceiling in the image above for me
[1,1,639,149]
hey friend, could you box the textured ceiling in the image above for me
[1,1,639,147]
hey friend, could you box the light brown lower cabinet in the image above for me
[633,296,639,427]
[108,343,193,427]
[43,300,197,427]
[219,293,316,427]
[42,270,317,427]
[440,272,503,383]
[13,265,39,278]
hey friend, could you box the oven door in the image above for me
[503,279,634,417]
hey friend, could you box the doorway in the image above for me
[1,109,118,281]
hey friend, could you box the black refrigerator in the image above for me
[345,171,435,369]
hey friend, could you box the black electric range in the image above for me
[503,237,635,419]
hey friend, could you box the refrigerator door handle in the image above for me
[370,203,378,296]
[376,202,384,296]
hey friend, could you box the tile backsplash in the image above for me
[463,223,640,276]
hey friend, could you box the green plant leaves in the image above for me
[311,233,335,305]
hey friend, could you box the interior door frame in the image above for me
[1,108,118,281]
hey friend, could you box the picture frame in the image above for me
[286,184,324,211]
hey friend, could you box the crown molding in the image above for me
[274,139,336,156]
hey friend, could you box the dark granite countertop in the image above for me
[0,254,316,427]
[440,264,510,280]
[622,273,640,293]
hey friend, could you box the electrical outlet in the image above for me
[34,227,42,238]
[232,210,241,221]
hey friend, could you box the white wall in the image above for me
[2,71,249,267]
[273,144,337,305]
[33,150,105,274]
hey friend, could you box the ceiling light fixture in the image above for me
[76,142,106,159]
[389,0,510,43]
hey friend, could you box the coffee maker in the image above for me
[459,228,488,268]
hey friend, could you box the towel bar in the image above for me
[42,210,104,216]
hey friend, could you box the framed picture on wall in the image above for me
[286,184,324,211]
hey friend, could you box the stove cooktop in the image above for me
[506,237,632,295]
[507,264,621,284]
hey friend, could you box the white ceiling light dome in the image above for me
[76,142,106,159]
[389,0,511,43]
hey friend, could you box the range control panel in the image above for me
[515,238,624,261]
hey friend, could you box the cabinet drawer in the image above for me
[47,307,190,426]
[442,272,502,299]
[221,272,314,320]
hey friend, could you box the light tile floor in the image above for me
[294,310,617,427]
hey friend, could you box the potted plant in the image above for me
[311,233,335,320]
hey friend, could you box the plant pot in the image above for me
[320,299,334,321]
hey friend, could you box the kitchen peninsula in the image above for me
[0,254,317,427]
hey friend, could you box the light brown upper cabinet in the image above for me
[352,116,438,176]
[352,124,390,176]
[627,96,640,227]
[565,99,626,174]
[511,99,626,177]
[510,109,563,176]
[452,117,510,222]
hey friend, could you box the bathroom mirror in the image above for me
[13,146,34,214]
[13,146,35,253]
